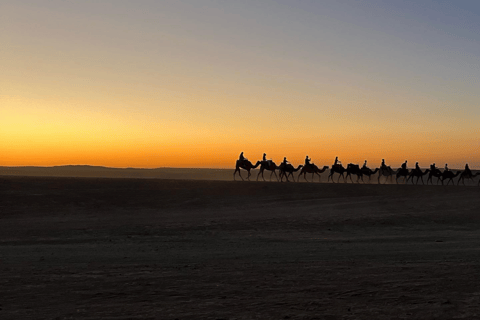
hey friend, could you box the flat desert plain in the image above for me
[1,175,480,319]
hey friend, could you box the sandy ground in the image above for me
[1,175,480,319]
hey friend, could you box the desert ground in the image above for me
[1,172,480,319]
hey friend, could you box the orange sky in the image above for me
[2,1,479,169]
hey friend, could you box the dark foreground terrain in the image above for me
[1,176,480,319]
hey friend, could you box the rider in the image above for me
[263,153,267,162]
[401,160,408,171]
[465,163,472,175]
[381,159,387,169]
[362,160,368,169]
[444,163,449,172]
[430,163,437,172]
[239,152,246,162]
[305,155,311,166]
[334,156,341,167]
[415,162,421,172]
[282,157,289,166]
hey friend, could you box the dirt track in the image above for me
[1,176,480,319]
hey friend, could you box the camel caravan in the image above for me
[234,152,480,186]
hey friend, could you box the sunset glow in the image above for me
[2,1,479,169]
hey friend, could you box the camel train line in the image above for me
[234,153,480,186]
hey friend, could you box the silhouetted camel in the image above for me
[233,159,261,181]
[396,168,409,184]
[298,164,329,182]
[345,164,363,183]
[378,166,395,184]
[327,163,347,183]
[279,163,303,182]
[427,168,442,185]
[457,171,480,186]
[440,170,461,185]
[406,168,430,185]
[360,167,379,183]
[256,160,280,182]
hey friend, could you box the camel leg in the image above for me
[303,173,309,182]
[297,172,301,182]
[328,172,334,183]
[234,169,244,181]
[272,171,279,182]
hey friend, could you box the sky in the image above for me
[2,0,479,168]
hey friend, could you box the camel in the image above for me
[396,168,409,184]
[279,163,303,182]
[233,159,261,181]
[345,164,363,183]
[327,163,347,183]
[427,168,443,185]
[378,166,395,184]
[406,168,430,185]
[256,160,280,182]
[457,171,480,186]
[360,167,379,183]
[297,164,329,182]
[440,170,461,185]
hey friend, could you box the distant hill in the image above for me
[1,165,474,183]
[0,166,233,181]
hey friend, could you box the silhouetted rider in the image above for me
[381,159,387,169]
[415,162,420,172]
[239,152,247,162]
[465,163,472,175]
[362,160,368,169]
[444,163,449,172]
[305,155,311,166]
[334,157,341,167]
[401,160,408,171]
[263,153,267,162]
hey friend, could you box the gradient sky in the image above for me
[2,0,479,168]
